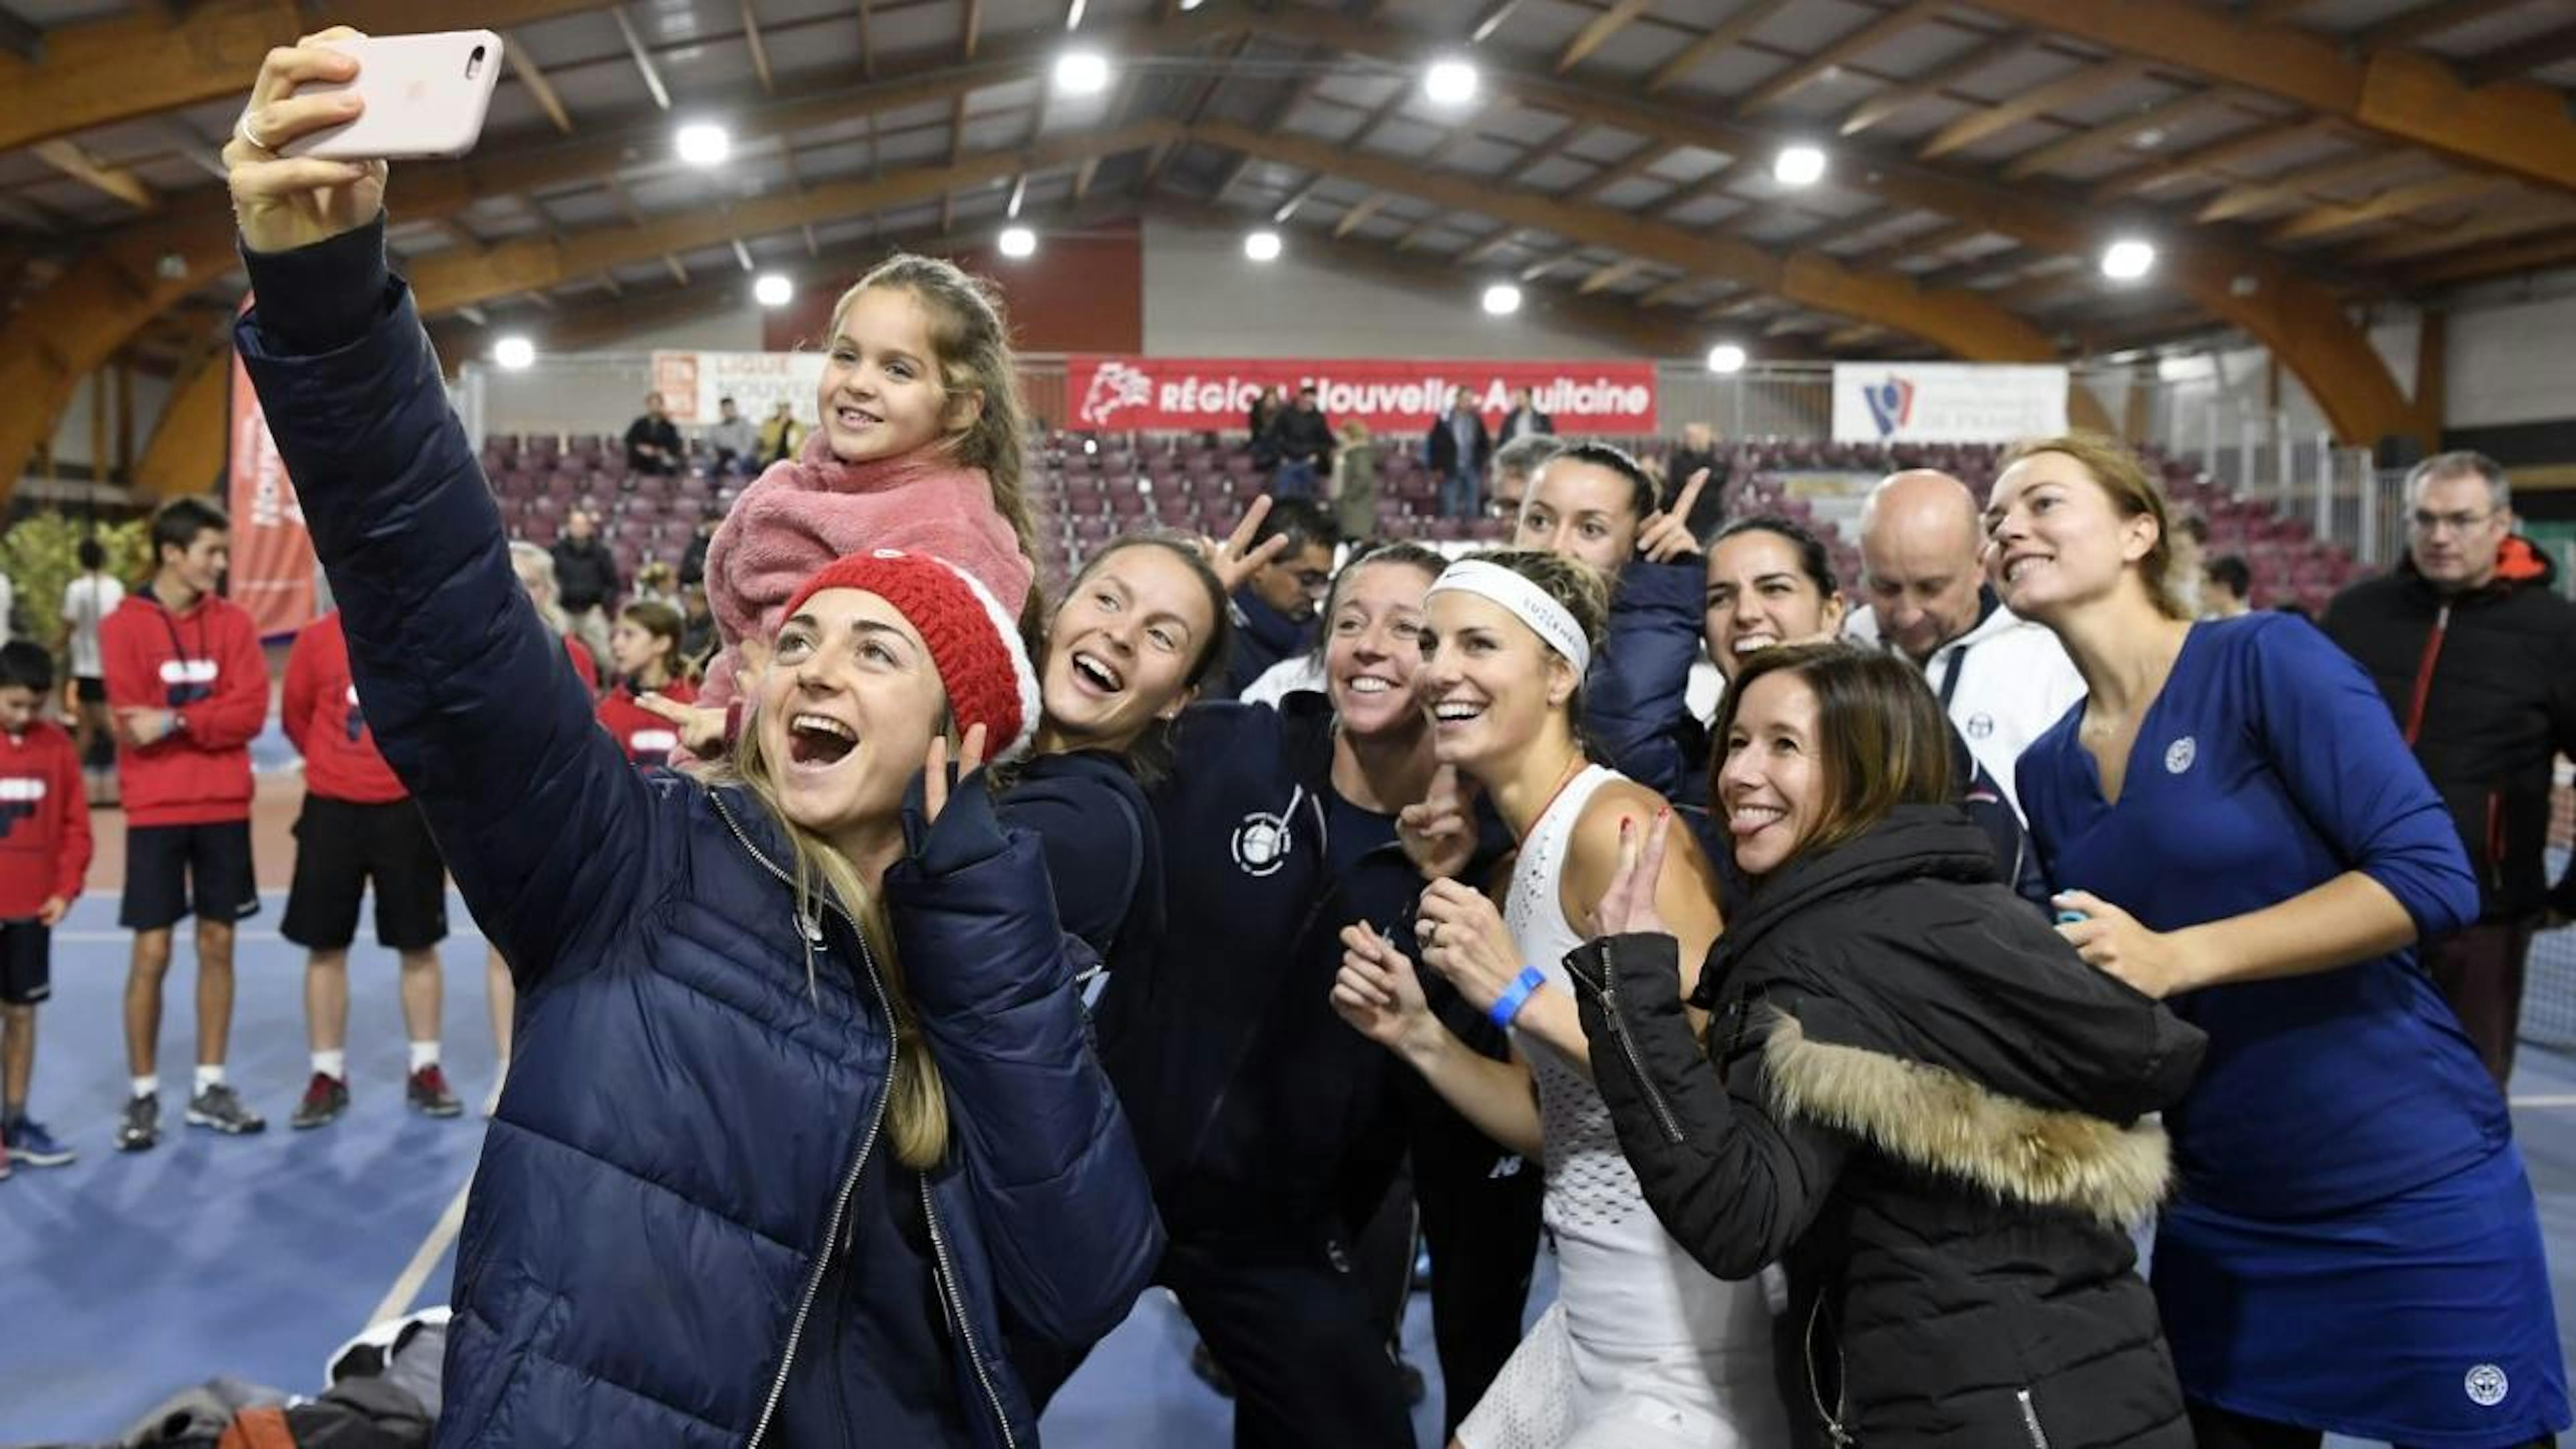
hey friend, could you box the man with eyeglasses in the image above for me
[2323,450,2576,1089]
[1218,496,1341,700]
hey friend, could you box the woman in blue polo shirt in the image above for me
[1990,433,2565,1449]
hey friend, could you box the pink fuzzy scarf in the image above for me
[697,427,1033,711]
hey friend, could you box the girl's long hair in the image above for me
[718,702,950,1171]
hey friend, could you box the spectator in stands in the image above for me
[280,608,460,1130]
[624,390,684,476]
[632,559,679,610]
[103,497,270,1149]
[704,395,759,478]
[1269,385,1337,501]
[678,503,720,590]
[1515,443,1713,804]
[1497,385,1552,447]
[678,583,717,668]
[1668,420,1727,539]
[1248,383,1285,447]
[1220,497,1338,700]
[757,399,802,467]
[226,73,1161,1440]
[2202,553,2253,618]
[2169,510,2208,616]
[1998,435,2566,1449]
[1424,386,1491,521]
[1844,468,2084,819]
[599,600,695,769]
[1330,419,1380,541]
[2322,449,2576,1089]
[1488,431,1566,527]
[60,535,122,808]
[549,508,621,665]
[0,640,89,1174]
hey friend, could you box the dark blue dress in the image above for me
[2017,613,2567,1446]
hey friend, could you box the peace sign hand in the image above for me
[1202,495,1292,595]
[224,28,388,254]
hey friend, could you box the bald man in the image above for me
[1843,469,2083,819]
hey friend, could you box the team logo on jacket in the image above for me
[1965,712,1994,739]
[629,729,680,769]
[2163,737,2196,775]
[160,658,217,707]
[344,683,368,743]
[0,777,44,839]
[1232,810,1290,877]
[2467,1364,2509,1407]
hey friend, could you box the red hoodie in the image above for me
[283,612,407,806]
[101,586,268,827]
[596,678,695,769]
[0,720,91,920]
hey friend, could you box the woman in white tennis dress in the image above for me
[1334,549,1786,1449]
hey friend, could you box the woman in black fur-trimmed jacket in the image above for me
[1568,643,2206,1448]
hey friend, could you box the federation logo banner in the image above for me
[1065,357,1658,435]
[226,313,319,640]
[1831,362,2068,443]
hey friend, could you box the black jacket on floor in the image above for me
[1568,806,2206,1449]
[2322,537,2576,922]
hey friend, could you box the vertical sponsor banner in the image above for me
[1063,357,1658,434]
[650,350,829,428]
[1831,362,2069,443]
[225,331,318,639]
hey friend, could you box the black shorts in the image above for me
[121,820,260,932]
[281,796,448,953]
[74,677,105,705]
[0,920,49,1006]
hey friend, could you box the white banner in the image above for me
[1831,362,2068,444]
[649,350,827,429]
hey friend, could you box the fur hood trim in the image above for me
[1762,1010,2173,1228]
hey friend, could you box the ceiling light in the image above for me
[675,122,731,168]
[1424,58,1479,107]
[1055,50,1110,95]
[2101,237,2156,281]
[998,225,1038,259]
[1772,144,1827,189]
[1481,283,1522,316]
[1705,342,1748,374]
[1244,230,1283,262]
[494,336,536,370]
[1179,0,1204,9]
[754,273,794,307]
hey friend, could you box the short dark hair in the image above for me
[2204,553,2251,600]
[1546,441,1658,521]
[150,497,229,565]
[0,640,54,695]
[1715,515,1839,598]
[1252,496,1341,557]
[1713,642,1954,872]
[76,537,105,572]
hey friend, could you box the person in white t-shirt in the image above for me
[59,537,123,805]
[1842,469,2084,820]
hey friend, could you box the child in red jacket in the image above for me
[280,610,460,1129]
[101,498,270,1150]
[596,600,695,769]
[0,642,91,1176]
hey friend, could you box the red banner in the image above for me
[1064,356,1658,436]
[225,335,318,639]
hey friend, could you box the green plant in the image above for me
[0,512,150,657]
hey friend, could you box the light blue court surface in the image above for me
[3,892,2571,1447]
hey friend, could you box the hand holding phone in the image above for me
[280,30,504,160]
[224,28,388,256]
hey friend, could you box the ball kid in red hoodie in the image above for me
[0,692,92,924]
[282,612,406,805]
[101,580,268,827]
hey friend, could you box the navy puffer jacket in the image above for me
[236,221,1160,1448]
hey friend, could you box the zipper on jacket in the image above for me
[1596,938,1686,1146]
[2485,790,2506,895]
[2015,1389,2053,1449]
[714,792,898,1449]
[920,1175,1019,1449]
[2402,604,2451,745]
[1805,1294,1851,1447]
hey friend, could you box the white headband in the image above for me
[1425,559,1592,678]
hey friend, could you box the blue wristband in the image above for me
[1488,964,1548,1030]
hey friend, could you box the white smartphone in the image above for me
[280,30,504,161]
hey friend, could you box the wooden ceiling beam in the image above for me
[1964,0,2576,190]
[1919,56,2148,160]
[2001,90,2236,180]
[1646,0,1796,96]
[610,5,674,111]
[2267,171,2513,244]
[2195,147,2416,222]
[1739,0,1946,112]
[2090,116,2337,201]
[1566,142,1672,206]
[1555,0,1652,74]
[30,140,157,211]
[739,0,775,95]
[1330,193,1388,238]
[2355,0,2538,51]
[1838,36,2039,139]
[504,30,578,133]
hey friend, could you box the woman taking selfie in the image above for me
[1334,549,1784,1448]
[226,32,1159,1448]
[1568,642,2202,1447]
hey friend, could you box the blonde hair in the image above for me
[718,707,950,1170]
[1453,547,1612,751]
[831,256,1039,594]
[507,541,570,636]
[2000,433,2189,621]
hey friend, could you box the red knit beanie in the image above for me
[779,548,1040,761]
